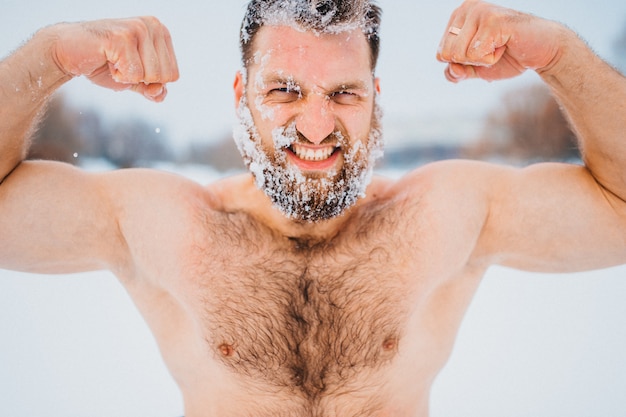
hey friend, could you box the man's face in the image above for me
[234,25,383,222]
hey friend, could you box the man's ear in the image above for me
[234,71,245,108]
[374,77,381,95]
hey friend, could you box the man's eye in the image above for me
[266,88,300,102]
[331,91,359,105]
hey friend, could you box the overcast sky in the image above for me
[2,0,625,149]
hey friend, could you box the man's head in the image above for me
[233,0,384,223]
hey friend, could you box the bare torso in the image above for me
[117,172,488,417]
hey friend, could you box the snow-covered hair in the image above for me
[240,0,382,70]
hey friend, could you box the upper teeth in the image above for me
[292,144,336,161]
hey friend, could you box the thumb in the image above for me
[444,63,477,83]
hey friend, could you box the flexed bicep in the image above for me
[0,161,129,275]
[474,162,626,273]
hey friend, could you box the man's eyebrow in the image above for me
[261,74,299,86]
[329,81,370,92]
[259,73,372,94]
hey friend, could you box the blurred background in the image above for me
[1,1,626,416]
[2,0,626,170]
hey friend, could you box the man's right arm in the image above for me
[0,18,179,274]
[0,17,178,182]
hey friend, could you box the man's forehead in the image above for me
[251,24,370,57]
[248,25,373,81]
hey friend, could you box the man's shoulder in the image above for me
[89,166,227,220]
[373,159,519,216]
[386,159,514,192]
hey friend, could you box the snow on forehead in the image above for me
[245,0,374,37]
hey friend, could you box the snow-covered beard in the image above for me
[233,95,384,222]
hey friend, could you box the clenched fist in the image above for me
[50,17,179,102]
[437,0,563,83]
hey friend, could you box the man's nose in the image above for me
[296,95,335,145]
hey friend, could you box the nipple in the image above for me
[382,337,398,352]
[218,343,236,358]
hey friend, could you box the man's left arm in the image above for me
[437,1,626,201]
[434,1,626,271]
[538,35,626,202]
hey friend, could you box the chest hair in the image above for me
[191,201,413,402]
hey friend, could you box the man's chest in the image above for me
[127,191,485,415]
[177,208,423,401]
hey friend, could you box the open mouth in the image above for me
[289,143,340,162]
[285,143,341,171]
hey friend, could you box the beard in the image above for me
[233,96,384,223]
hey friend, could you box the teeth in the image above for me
[291,144,336,161]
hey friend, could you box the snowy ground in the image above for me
[1,165,626,416]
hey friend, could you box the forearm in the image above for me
[538,28,626,199]
[0,26,72,182]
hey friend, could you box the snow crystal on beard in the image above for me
[233,95,384,223]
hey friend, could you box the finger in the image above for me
[106,17,164,85]
[438,0,480,62]
[444,63,477,83]
[139,41,161,84]
[137,19,162,84]
[447,57,524,84]
[478,44,508,67]
[447,21,482,65]
[437,10,468,62]
[465,22,510,67]
[106,34,144,85]
[131,82,168,102]
[156,24,180,82]
[439,1,513,68]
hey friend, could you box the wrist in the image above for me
[536,26,588,83]
[0,29,70,107]
[37,24,76,79]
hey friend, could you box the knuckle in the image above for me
[121,16,158,39]
[439,50,453,62]
[450,51,464,63]
[162,27,173,44]
[171,69,180,82]
[466,46,484,62]
[110,23,137,46]
[482,13,502,29]
[140,16,166,35]
[144,15,162,26]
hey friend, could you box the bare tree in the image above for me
[467,84,579,163]
[182,134,245,172]
[28,94,83,164]
[105,119,173,168]
[27,93,174,168]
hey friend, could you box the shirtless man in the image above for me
[1,0,626,415]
